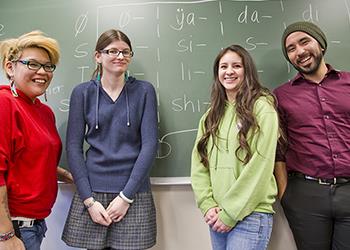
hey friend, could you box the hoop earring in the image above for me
[96,63,102,82]
[10,78,18,97]
[44,91,48,102]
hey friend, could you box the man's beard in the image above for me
[292,51,323,76]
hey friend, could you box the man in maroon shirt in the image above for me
[274,21,350,250]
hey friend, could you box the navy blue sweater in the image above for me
[66,77,158,200]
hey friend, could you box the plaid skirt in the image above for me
[62,191,156,250]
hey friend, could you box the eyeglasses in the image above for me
[100,49,134,58]
[17,60,56,72]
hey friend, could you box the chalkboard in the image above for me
[1,0,350,180]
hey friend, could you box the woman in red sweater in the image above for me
[0,30,70,250]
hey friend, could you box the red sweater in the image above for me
[0,85,62,219]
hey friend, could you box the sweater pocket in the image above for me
[210,166,237,202]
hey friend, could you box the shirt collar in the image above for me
[289,64,340,85]
[1,85,41,105]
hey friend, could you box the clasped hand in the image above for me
[87,196,130,226]
[204,207,232,233]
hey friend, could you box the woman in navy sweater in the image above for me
[62,29,158,250]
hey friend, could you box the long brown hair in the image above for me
[197,44,276,167]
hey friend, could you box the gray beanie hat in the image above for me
[281,21,327,61]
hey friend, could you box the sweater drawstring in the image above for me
[125,85,130,127]
[95,76,131,129]
[95,81,100,130]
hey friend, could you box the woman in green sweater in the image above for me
[191,44,279,250]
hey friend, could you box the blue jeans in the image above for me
[20,220,47,250]
[210,212,273,250]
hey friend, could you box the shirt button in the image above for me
[320,97,326,102]
[333,154,338,159]
[324,115,329,119]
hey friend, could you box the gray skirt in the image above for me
[62,191,156,250]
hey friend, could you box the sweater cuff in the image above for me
[75,178,92,201]
[121,187,135,200]
[122,176,150,199]
[0,173,5,186]
[199,198,218,216]
[219,209,236,228]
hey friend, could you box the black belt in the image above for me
[12,219,45,239]
[288,172,350,185]
[12,219,44,229]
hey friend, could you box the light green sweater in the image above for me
[191,96,278,227]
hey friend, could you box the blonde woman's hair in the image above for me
[0,30,60,79]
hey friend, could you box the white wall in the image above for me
[42,184,297,250]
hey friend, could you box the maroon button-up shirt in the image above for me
[274,65,350,178]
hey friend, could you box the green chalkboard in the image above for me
[1,0,349,178]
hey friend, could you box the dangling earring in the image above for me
[96,63,102,82]
[44,91,48,102]
[124,70,129,81]
[10,78,18,97]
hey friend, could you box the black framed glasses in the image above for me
[100,49,134,58]
[17,60,56,72]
